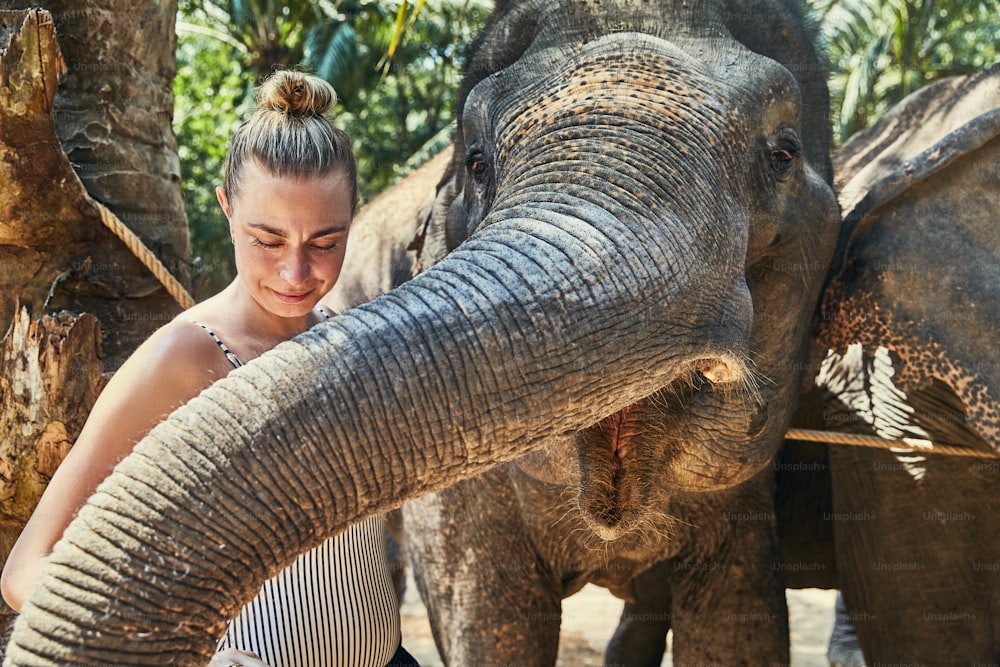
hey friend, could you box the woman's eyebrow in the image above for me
[309,225,349,239]
[247,222,349,239]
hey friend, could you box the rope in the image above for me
[94,200,196,310]
[785,427,998,459]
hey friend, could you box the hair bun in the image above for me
[257,70,337,117]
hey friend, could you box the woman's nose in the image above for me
[279,250,310,285]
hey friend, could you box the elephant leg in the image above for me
[826,591,866,667]
[605,560,673,667]
[831,447,1000,664]
[403,466,562,666]
[669,482,789,666]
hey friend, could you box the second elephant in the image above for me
[815,64,1000,664]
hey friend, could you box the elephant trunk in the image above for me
[5,202,749,664]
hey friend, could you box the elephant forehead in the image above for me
[499,52,718,121]
[472,32,777,147]
[545,0,729,32]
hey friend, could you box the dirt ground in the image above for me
[400,576,837,666]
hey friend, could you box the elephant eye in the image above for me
[773,148,795,164]
[465,148,491,187]
[770,136,799,180]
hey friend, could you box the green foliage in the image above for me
[808,0,1000,144]
[173,16,253,297]
[338,1,491,195]
[177,0,391,84]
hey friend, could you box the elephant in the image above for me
[813,64,1000,664]
[4,0,843,664]
[399,0,842,664]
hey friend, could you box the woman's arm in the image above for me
[1,320,229,612]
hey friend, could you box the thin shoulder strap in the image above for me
[188,321,243,368]
[189,308,327,370]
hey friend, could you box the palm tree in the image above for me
[809,0,1000,143]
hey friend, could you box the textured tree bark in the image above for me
[0,307,103,526]
[0,305,104,648]
[0,3,187,647]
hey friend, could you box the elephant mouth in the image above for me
[575,354,750,541]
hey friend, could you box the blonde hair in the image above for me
[222,71,359,208]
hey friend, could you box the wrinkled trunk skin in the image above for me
[6,1,838,664]
[403,1,840,665]
[816,68,1000,664]
[0,3,186,652]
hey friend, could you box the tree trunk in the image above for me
[0,1,187,643]
[1,2,189,363]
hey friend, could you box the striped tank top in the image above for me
[191,317,402,667]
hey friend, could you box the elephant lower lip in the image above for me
[611,451,625,490]
[578,451,634,539]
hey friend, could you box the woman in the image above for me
[1,71,417,667]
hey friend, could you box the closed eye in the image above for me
[250,237,282,249]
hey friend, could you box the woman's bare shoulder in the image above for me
[110,317,236,402]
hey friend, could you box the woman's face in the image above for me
[217,161,353,319]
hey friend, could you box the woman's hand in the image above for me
[208,648,272,667]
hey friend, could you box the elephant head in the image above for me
[6,1,839,663]
[420,0,840,541]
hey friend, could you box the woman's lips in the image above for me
[271,288,313,303]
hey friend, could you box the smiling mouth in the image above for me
[272,289,313,302]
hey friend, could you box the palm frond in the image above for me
[838,31,891,140]
[176,20,250,53]
[304,21,363,96]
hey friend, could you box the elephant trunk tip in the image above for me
[696,355,744,385]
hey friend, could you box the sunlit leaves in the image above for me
[808,0,1000,143]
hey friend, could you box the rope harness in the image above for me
[99,202,997,460]
[784,428,996,459]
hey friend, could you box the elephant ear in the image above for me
[817,64,1000,454]
[322,146,452,312]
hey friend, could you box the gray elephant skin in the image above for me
[4,0,841,664]
[815,65,1000,664]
